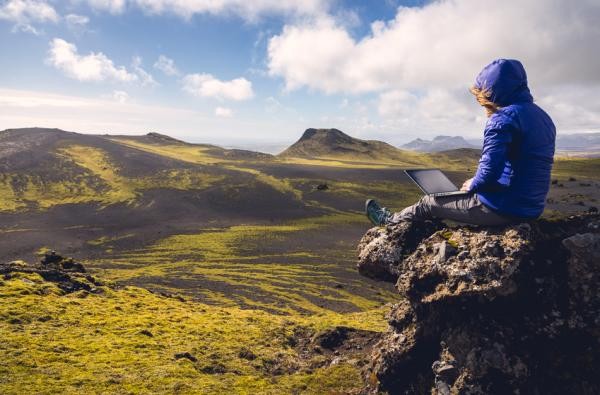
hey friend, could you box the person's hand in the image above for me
[461,177,473,191]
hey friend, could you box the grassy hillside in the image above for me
[277,128,480,170]
[1,127,599,394]
[0,266,387,394]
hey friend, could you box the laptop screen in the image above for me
[405,169,459,194]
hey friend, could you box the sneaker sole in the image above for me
[365,199,374,214]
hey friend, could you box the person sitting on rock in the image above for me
[366,59,556,226]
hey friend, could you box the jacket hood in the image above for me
[474,59,533,107]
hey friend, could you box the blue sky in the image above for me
[0,0,599,152]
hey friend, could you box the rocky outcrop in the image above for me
[1,252,102,294]
[358,214,600,394]
[357,219,444,281]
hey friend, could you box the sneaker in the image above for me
[365,199,392,226]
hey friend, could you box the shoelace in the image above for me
[378,207,392,224]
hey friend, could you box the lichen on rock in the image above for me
[358,214,600,394]
[1,252,101,294]
[357,219,444,282]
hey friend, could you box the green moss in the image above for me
[0,144,228,213]
[87,233,136,246]
[223,165,303,201]
[57,145,138,204]
[109,138,225,165]
[439,231,459,248]
[86,213,396,314]
[552,157,600,180]
[0,274,386,394]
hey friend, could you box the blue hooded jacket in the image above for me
[468,59,556,218]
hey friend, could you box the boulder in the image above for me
[1,254,99,294]
[41,251,86,273]
[357,219,444,281]
[358,214,600,394]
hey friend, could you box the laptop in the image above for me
[404,169,469,197]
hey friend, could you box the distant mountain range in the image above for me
[399,132,600,157]
[556,133,600,157]
[401,135,478,152]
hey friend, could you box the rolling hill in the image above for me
[278,127,418,162]
[1,126,599,394]
[278,128,482,170]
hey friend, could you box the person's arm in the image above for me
[468,114,515,192]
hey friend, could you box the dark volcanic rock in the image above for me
[174,352,198,362]
[314,326,354,350]
[357,220,444,281]
[41,251,86,273]
[358,214,600,394]
[1,255,100,294]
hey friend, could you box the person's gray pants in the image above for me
[391,193,517,226]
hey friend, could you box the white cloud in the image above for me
[0,0,58,22]
[376,88,484,137]
[65,13,89,27]
[267,0,600,135]
[215,106,233,117]
[182,73,254,101]
[46,38,138,83]
[131,56,158,87]
[79,0,328,20]
[0,0,59,34]
[46,40,157,87]
[153,55,179,76]
[268,1,600,93]
[133,0,327,20]
[536,85,600,133]
[112,90,129,103]
[84,0,126,14]
[268,19,354,94]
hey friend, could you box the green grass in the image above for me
[3,138,598,394]
[109,138,225,165]
[552,157,600,180]
[0,272,388,394]
[88,212,397,315]
[0,145,226,212]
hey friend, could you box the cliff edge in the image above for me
[357,214,600,394]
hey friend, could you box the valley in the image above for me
[1,127,599,394]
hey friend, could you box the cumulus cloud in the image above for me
[267,0,600,135]
[0,0,59,34]
[269,0,600,93]
[46,38,138,83]
[182,73,254,101]
[153,55,179,76]
[215,106,233,117]
[46,39,159,87]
